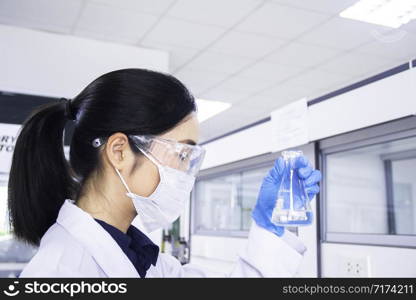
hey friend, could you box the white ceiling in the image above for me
[0,0,415,142]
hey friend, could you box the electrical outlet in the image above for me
[339,256,371,277]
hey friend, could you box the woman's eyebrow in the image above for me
[179,139,196,145]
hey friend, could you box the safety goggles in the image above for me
[92,135,206,176]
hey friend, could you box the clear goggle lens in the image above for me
[128,135,206,176]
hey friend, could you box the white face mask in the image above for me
[115,160,196,233]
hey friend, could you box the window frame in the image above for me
[191,152,278,238]
[320,116,416,248]
[190,143,313,238]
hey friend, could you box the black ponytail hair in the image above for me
[8,68,196,246]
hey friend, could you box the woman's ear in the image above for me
[104,133,132,170]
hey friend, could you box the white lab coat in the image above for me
[20,200,307,277]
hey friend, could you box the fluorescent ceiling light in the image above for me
[195,98,231,122]
[340,0,416,28]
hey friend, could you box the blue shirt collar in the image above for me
[94,219,159,278]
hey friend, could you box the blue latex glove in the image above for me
[251,155,321,236]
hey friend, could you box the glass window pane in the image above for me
[392,158,416,235]
[241,167,269,231]
[194,165,271,234]
[326,136,416,235]
[194,173,242,232]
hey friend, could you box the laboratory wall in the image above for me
[0,24,169,98]
[321,243,416,277]
[201,64,415,170]
[192,62,416,277]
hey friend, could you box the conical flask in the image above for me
[271,151,312,226]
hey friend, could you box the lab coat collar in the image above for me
[56,199,140,277]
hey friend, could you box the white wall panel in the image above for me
[0,25,168,98]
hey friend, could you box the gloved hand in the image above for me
[252,155,321,236]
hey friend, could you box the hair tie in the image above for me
[59,98,76,121]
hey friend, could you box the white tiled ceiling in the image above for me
[140,17,226,49]
[0,0,84,33]
[319,52,400,77]
[255,80,326,106]
[210,31,287,59]
[356,32,416,61]
[140,39,201,72]
[271,0,358,14]
[236,61,304,84]
[185,50,253,75]
[263,41,341,68]
[282,68,353,90]
[0,0,414,142]
[74,2,160,44]
[298,17,390,50]
[200,87,249,105]
[235,2,331,39]
[401,18,416,35]
[166,0,262,27]
[174,67,229,95]
[90,0,176,15]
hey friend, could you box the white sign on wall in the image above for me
[0,123,21,173]
[270,98,309,152]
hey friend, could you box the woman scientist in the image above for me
[9,69,321,277]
